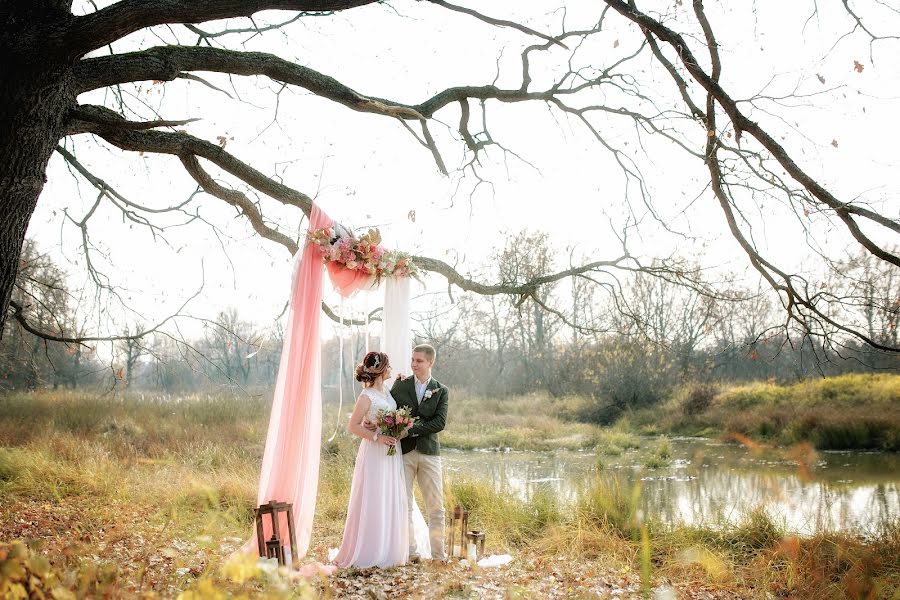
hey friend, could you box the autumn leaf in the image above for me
[216,135,227,148]
[408,209,416,222]
[816,73,825,84]
[613,39,620,48]
[853,60,864,73]
[707,129,715,137]
[831,139,838,148]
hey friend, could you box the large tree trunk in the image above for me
[0,4,76,334]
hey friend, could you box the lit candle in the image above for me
[453,544,461,557]
[466,542,477,562]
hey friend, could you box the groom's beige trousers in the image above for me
[403,449,446,560]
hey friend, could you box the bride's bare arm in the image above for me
[347,392,396,445]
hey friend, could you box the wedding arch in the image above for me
[246,205,417,568]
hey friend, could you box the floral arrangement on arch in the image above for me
[308,225,418,280]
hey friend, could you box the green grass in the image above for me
[440,392,605,451]
[622,374,900,450]
[1,388,898,599]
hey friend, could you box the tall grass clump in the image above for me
[645,437,672,469]
[577,477,645,540]
[446,477,561,547]
[594,430,641,456]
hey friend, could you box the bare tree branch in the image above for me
[69,104,314,215]
[74,46,423,121]
[8,281,201,346]
[179,153,300,254]
[602,0,900,269]
[67,0,379,57]
[424,0,569,50]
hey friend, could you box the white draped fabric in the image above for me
[380,275,431,559]
[382,276,412,377]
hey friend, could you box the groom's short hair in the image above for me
[413,343,436,363]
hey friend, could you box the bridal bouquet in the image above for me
[376,406,415,456]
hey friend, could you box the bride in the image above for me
[333,351,410,568]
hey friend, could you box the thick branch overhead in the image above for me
[67,0,378,57]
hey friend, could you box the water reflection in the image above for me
[442,439,900,536]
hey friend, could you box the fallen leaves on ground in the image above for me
[1,498,753,599]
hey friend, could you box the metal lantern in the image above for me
[254,500,299,569]
[465,530,486,561]
[447,504,469,559]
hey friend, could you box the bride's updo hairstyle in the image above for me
[355,351,390,386]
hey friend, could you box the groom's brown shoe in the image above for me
[408,554,421,564]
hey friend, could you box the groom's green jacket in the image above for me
[391,376,449,456]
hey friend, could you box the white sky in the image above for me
[25,0,900,341]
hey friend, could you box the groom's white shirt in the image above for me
[414,376,432,402]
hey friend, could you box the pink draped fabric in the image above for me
[325,260,375,298]
[244,205,333,570]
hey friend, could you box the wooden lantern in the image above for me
[447,504,469,559]
[254,500,299,569]
[465,530,486,560]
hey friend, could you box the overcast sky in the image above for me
[25,0,900,343]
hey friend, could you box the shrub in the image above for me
[680,383,719,416]
[577,339,677,425]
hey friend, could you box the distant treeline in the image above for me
[3,237,897,425]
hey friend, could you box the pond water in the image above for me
[442,438,900,536]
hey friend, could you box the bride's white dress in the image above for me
[333,384,408,568]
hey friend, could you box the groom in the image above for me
[393,344,449,563]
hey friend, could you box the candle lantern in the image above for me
[254,499,299,569]
[265,538,285,565]
[465,530,486,560]
[447,504,469,559]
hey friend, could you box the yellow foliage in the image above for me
[220,551,261,584]
[176,578,228,600]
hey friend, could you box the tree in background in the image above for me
[1,239,103,389]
